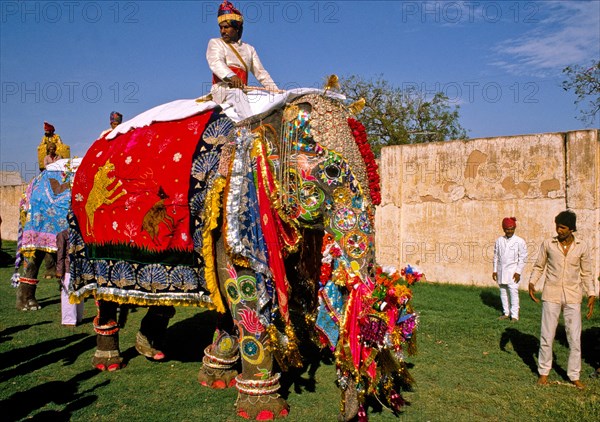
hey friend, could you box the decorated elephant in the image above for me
[68,87,421,420]
[13,158,79,310]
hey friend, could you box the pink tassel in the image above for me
[357,404,368,422]
[390,390,406,412]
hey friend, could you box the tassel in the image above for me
[389,389,406,412]
[324,74,340,92]
[357,404,368,422]
[349,98,366,115]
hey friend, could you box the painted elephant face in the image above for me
[276,96,380,282]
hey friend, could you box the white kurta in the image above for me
[493,234,527,285]
[206,38,277,120]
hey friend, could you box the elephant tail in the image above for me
[117,305,130,328]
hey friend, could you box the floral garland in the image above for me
[361,265,423,352]
[316,228,425,418]
[347,118,381,205]
[61,156,78,185]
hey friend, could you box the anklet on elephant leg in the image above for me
[234,373,289,420]
[199,346,240,388]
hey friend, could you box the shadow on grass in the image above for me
[39,296,61,308]
[0,249,14,267]
[0,320,52,345]
[0,368,108,421]
[279,340,329,398]
[480,290,503,313]
[554,325,600,373]
[582,327,600,371]
[499,326,571,380]
[500,327,539,374]
[163,310,218,363]
[0,334,96,382]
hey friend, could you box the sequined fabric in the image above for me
[291,94,372,205]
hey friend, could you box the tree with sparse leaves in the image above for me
[339,75,467,156]
[561,59,600,125]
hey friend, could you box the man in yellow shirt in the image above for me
[528,210,596,389]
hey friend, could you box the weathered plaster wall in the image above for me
[0,184,26,242]
[376,130,599,290]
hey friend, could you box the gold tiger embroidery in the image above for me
[85,159,127,236]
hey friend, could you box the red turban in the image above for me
[502,217,517,229]
[218,1,243,24]
[44,121,55,133]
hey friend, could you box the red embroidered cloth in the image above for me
[72,112,213,255]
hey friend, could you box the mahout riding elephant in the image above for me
[13,158,79,310]
[68,87,421,420]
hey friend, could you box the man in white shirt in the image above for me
[206,1,278,120]
[493,217,527,321]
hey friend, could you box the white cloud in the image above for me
[492,1,600,75]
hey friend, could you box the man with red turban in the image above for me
[206,1,278,120]
[38,122,64,171]
[493,216,527,321]
[38,121,69,171]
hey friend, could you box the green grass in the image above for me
[1,239,598,421]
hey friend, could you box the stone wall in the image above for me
[1,184,26,242]
[375,130,600,290]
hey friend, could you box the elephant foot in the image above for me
[16,281,41,311]
[135,331,165,360]
[235,373,288,420]
[92,350,124,372]
[235,393,289,420]
[198,360,238,388]
[93,334,124,372]
[198,331,240,388]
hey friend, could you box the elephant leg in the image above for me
[42,252,57,279]
[92,300,123,371]
[199,236,240,389]
[15,280,27,310]
[230,270,288,420]
[16,250,45,310]
[234,313,289,420]
[198,328,240,389]
[135,305,175,360]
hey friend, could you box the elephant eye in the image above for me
[325,165,340,179]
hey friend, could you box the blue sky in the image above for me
[1,1,599,181]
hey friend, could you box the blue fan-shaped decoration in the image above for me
[170,266,198,291]
[192,227,203,250]
[94,260,109,284]
[69,228,85,252]
[138,264,169,291]
[74,257,95,282]
[189,191,206,217]
[202,117,234,144]
[112,261,135,288]
[192,150,221,176]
